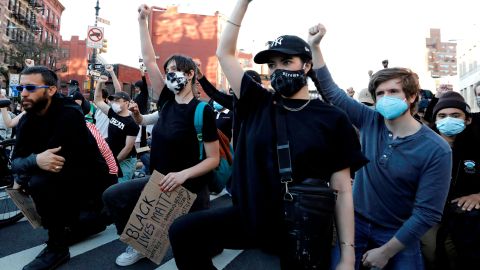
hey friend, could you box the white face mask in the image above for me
[165,71,188,94]
[111,103,122,113]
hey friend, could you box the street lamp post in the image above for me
[88,0,100,99]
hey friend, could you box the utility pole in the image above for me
[89,0,100,99]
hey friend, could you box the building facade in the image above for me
[457,38,480,112]
[426,28,457,78]
[149,6,254,97]
[57,35,89,92]
[0,0,64,90]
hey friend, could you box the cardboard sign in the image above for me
[136,146,150,154]
[120,171,197,264]
[6,188,41,229]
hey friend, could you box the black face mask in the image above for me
[270,69,307,97]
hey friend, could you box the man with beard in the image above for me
[11,66,110,270]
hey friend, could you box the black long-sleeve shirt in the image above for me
[134,76,149,115]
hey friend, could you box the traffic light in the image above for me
[99,39,108,54]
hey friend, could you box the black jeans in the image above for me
[27,173,84,247]
[102,176,210,235]
[169,206,297,270]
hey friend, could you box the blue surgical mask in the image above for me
[476,96,480,107]
[375,96,408,120]
[436,117,466,137]
[213,101,223,111]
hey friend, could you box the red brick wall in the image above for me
[57,36,89,94]
[150,7,220,98]
[115,64,143,96]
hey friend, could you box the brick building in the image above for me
[149,7,254,97]
[0,0,64,90]
[57,35,89,92]
[426,28,457,78]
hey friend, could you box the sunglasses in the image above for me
[15,85,50,92]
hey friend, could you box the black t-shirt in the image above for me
[150,88,218,193]
[215,109,233,141]
[106,108,140,158]
[232,74,368,240]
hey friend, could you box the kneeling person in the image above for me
[12,66,111,270]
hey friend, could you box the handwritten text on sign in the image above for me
[120,171,196,264]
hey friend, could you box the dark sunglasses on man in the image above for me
[15,85,51,92]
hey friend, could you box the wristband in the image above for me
[340,241,355,248]
[227,20,241,27]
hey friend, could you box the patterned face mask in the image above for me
[165,71,188,94]
[270,69,307,97]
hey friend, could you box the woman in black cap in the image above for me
[168,1,367,269]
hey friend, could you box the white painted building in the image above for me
[457,38,480,112]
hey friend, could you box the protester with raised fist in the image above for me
[94,75,139,183]
[309,23,452,269]
[168,1,367,269]
[101,4,219,267]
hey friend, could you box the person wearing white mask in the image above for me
[94,75,139,183]
[101,4,220,267]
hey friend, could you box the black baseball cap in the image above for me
[254,35,312,64]
[108,91,131,101]
[68,79,79,86]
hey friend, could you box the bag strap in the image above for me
[194,101,208,160]
[274,99,294,201]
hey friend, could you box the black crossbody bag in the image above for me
[275,103,337,269]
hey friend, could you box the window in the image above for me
[39,26,43,41]
[6,21,11,37]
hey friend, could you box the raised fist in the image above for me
[307,23,326,46]
[96,75,109,83]
[25,59,35,67]
[138,4,151,20]
[105,64,113,73]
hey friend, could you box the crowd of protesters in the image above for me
[3,1,479,270]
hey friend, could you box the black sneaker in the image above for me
[23,245,70,270]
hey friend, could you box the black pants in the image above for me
[102,176,210,235]
[436,210,480,270]
[27,174,83,247]
[169,206,299,270]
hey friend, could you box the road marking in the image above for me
[0,225,118,269]
[156,249,242,270]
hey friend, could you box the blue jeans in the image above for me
[117,157,137,183]
[331,213,424,270]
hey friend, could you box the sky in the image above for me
[59,0,480,95]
